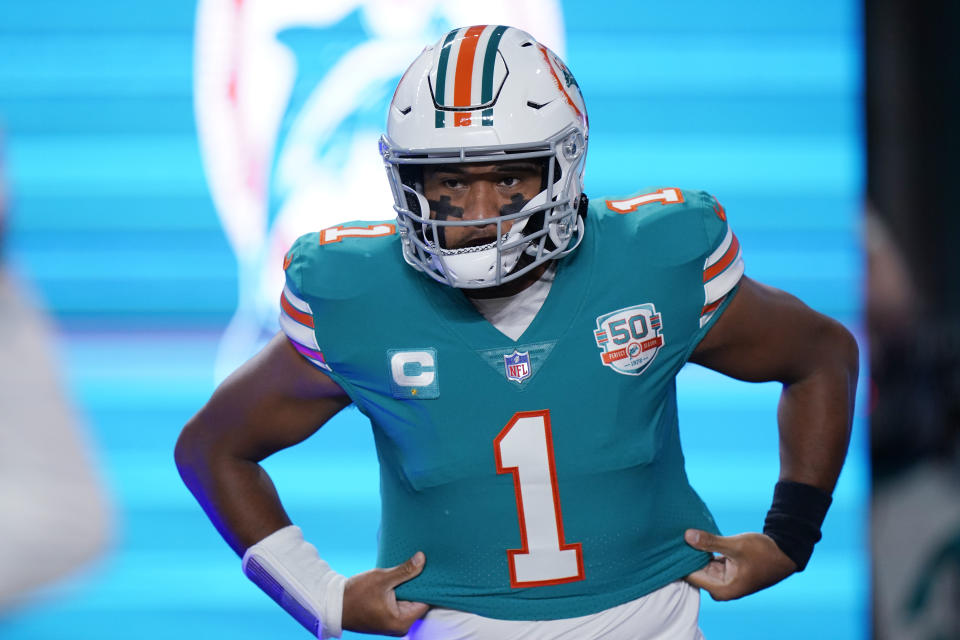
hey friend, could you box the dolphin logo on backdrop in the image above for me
[193,0,567,381]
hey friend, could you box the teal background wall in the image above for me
[0,2,865,638]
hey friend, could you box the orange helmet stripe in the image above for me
[453,25,487,126]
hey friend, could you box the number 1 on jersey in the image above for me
[494,410,585,588]
[605,187,684,213]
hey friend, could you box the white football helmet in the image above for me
[380,25,589,288]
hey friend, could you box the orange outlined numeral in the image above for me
[712,201,727,221]
[493,410,585,588]
[318,223,396,245]
[605,188,684,214]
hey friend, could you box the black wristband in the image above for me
[762,480,832,571]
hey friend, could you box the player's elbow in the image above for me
[174,415,215,488]
[822,317,859,381]
[800,315,860,395]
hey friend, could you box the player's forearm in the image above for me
[774,320,859,492]
[175,429,293,556]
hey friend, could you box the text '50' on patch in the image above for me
[594,304,664,376]
[387,349,439,399]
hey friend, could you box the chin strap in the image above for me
[555,194,588,258]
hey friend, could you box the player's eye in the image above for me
[499,176,521,188]
[441,178,464,189]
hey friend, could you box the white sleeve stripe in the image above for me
[704,227,734,268]
[304,357,332,372]
[283,284,313,314]
[704,250,744,304]
[699,310,718,328]
[279,312,320,351]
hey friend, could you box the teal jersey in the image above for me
[279,187,744,620]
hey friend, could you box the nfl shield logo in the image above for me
[503,350,531,383]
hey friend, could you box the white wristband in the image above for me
[242,525,346,639]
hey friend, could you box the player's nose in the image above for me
[462,181,500,223]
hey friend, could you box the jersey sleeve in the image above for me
[278,236,332,372]
[687,192,744,353]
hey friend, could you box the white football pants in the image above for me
[407,579,704,640]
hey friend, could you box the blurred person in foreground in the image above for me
[0,134,112,611]
[176,26,859,639]
[867,207,960,639]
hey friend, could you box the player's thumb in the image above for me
[396,598,430,626]
[684,566,719,591]
[684,529,730,554]
[385,551,426,587]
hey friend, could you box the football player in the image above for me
[176,25,858,639]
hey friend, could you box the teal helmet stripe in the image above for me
[480,25,508,127]
[434,28,461,128]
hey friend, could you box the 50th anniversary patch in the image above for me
[594,304,664,376]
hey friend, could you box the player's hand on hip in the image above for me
[342,551,430,636]
[682,529,797,601]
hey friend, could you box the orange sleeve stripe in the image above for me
[703,233,740,283]
[701,298,724,316]
[280,292,314,329]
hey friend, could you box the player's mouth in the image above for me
[459,235,498,249]
[444,233,500,251]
